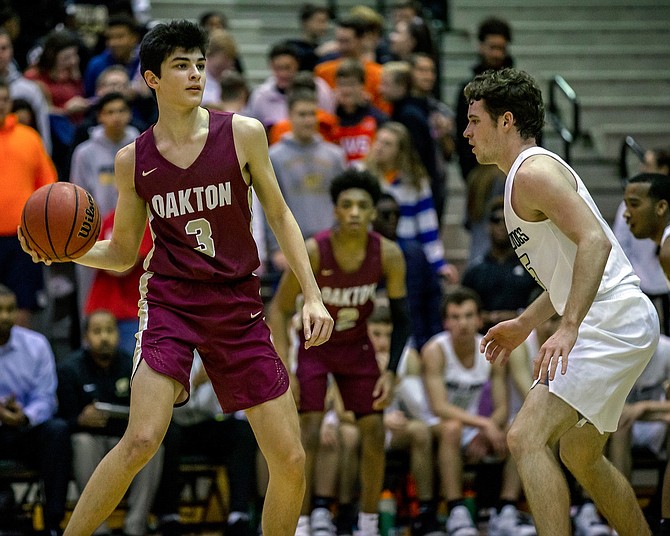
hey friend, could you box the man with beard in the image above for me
[57,310,163,536]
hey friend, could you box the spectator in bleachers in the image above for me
[365,121,455,282]
[199,10,228,33]
[268,71,338,145]
[608,334,670,481]
[245,41,335,131]
[286,3,333,72]
[3,0,66,71]
[0,284,71,535]
[421,287,509,535]
[202,29,239,109]
[620,162,670,536]
[613,146,670,334]
[71,64,148,151]
[315,15,388,114]
[70,92,138,219]
[70,92,140,319]
[390,1,422,26]
[11,96,38,131]
[379,61,444,224]
[409,52,454,160]
[267,88,346,272]
[389,16,435,64]
[454,17,513,184]
[25,27,91,179]
[0,28,52,153]
[216,70,250,113]
[0,79,57,328]
[372,193,442,350]
[57,309,163,536]
[24,28,89,123]
[83,13,141,98]
[348,5,393,65]
[331,58,387,166]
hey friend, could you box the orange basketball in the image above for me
[21,183,101,261]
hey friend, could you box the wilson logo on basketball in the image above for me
[77,192,98,238]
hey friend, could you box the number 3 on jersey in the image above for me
[518,253,547,291]
[185,218,216,258]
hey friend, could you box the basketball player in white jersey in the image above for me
[624,172,670,286]
[623,171,670,535]
[463,68,659,536]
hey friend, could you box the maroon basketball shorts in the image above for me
[297,338,381,415]
[135,272,288,412]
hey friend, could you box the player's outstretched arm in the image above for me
[18,143,147,270]
[73,143,148,272]
[234,114,333,347]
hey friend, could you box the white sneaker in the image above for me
[357,512,380,536]
[573,503,612,536]
[487,505,536,536]
[296,515,311,536]
[311,508,336,536]
[445,505,478,536]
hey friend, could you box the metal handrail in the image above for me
[546,75,580,165]
[618,135,645,186]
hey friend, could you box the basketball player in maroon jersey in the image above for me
[20,20,333,536]
[268,169,410,536]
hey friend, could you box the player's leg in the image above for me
[357,413,385,513]
[435,418,464,501]
[246,389,306,536]
[299,411,325,514]
[506,385,579,536]
[607,416,634,478]
[63,361,180,535]
[559,423,651,536]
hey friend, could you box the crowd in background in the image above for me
[1,1,670,535]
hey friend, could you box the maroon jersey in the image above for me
[134,111,260,281]
[306,229,382,345]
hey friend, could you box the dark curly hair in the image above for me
[329,169,382,205]
[464,68,544,141]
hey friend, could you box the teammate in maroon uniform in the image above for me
[19,20,333,536]
[268,169,410,536]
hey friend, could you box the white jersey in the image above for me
[504,147,640,315]
[662,225,670,288]
[432,332,490,415]
[504,146,659,433]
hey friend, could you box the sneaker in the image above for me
[311,508,336,536]
[357,512,380,536]
[487,505,536,536]
[296,515,311,536]
[573,503,612,536]
[445,505,478,536]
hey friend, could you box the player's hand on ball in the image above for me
[17,226,53,265]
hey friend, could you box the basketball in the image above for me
[21,183,101,261]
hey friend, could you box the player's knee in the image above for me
[276,441,306,479]
[438,419,462,447]
[121,429,163,465]
[409,422,431,448]
[340,424,361,451]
